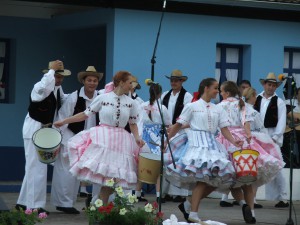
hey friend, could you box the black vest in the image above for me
[68,90,100,134]
[28,92,57,124]
[254,95,278,128]
[162,88,187,124]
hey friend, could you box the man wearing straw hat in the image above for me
[16,60,71,214]
[50,66,103,214]
[161,69,192,203]
[254,72,289,208]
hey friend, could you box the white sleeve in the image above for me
[84,94,102,117]
[183,92,193,105]
[56,92,77,130]
[162,105,172,125]
[31,69,56,102]
[176,103,192,125]
[272,98,287,140]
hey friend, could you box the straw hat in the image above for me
[259,72,282,87]
[77,66,103,83]
[42,61,71,76]
[131,75,141,90]
[165,69,188,81]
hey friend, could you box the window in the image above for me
[284,47,300,83]
[0,39,10,103]
[215,44,243,85]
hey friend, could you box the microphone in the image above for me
[145,79,159,86]
[163,0,167,9]
[278,74,294,81]
[278,74,287,81]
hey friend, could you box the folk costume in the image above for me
[141,101,171,155]
[217,98,284,187]
[161,69,192,198]
[51,66,102,210]
[165,98,235,192]
[67,91,140,189]
[254,79,288,202]
[17,62,70,210]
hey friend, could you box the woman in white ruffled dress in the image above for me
[54,71,144,204]
[166,78,243,223]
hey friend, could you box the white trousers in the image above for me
[17,138,48,209]
[265,170,287,201]
[50,145,80,207]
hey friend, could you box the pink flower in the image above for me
[38,212,48,219]
[25,209,33,215]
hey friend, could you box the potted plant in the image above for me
[86,178,163,225]
[0,208,47,225]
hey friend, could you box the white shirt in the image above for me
[57,87,98,145]
[85,91,139,128]
[245,103,267,133]
[177,98,230,134]
[257,91,286,146]
[23,69,66,139]
[161,89,193,122]
[140,101,172,126]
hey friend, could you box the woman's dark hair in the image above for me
[149,84,162,105]
[113,71,132,87]
[239,80,251,87]
[221,80,245,109]
[197,78,217,99]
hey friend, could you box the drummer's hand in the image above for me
[233,139,244,148]
[53,120,64,128]
[136,138,145,148]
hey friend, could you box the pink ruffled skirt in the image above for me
[68,124,140,189]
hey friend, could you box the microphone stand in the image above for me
[151,0,166,81]
[285,75,299,225]
[150,84,176,225]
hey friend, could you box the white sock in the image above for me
[184,200,191,213]
[156,192,160,198]
[239,200,246,206]
[251,209,255,217]
[221,194,229,201]
[135,191,141,197]
[254,197,258,204]
[80,186,87,193]
[189,211,200,220]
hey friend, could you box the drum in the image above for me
[232,149,260,183]
[32,127,62,164]
[138,153,161,184]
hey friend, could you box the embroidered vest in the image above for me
[28,92,57,124]
[254,95,278,128]
[162,88,187,124]
[68,90,100,134]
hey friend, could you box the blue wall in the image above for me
[112,9,300,101]
[0,7,299,181]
